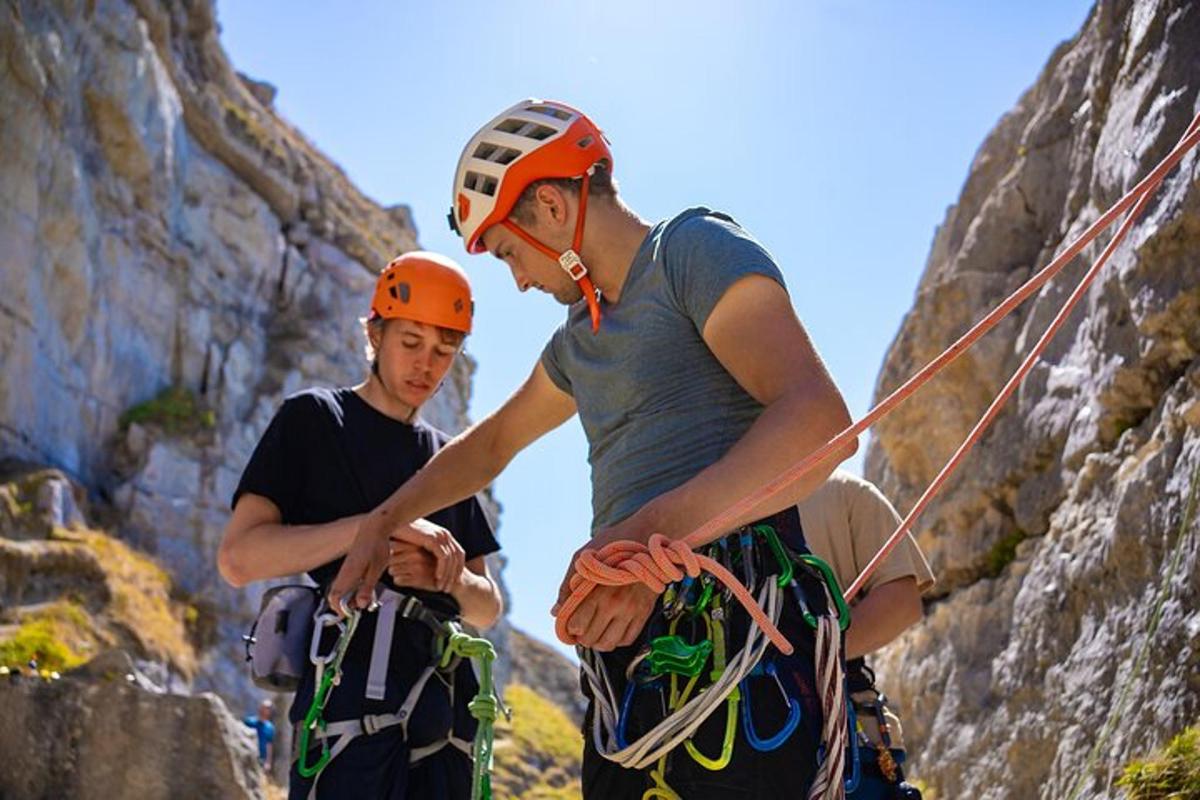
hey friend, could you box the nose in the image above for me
[412,346,433,374]
[508,263,532,293]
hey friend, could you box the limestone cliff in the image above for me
[0,0,515,737]
[864,2,1200,797]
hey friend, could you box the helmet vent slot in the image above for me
[474,143,523,164]
[494,118,557,141]
[463,171,498,197]
[527,104,571,121]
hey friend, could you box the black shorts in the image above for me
[581,510,835,799]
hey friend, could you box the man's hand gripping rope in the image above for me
[554,533,794,655]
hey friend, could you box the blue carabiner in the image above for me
[616,679,637,749]
[616,677,663,749]
[739,660,802,752]
[844,697,861,793]
[739,531,757,590]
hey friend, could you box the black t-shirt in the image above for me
[232,386,499,736]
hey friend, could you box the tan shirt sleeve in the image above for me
[848,479,935,595]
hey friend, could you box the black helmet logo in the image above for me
[389,282,412,303]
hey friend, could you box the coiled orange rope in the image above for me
[557,533,794,654]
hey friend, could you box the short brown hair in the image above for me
[510,163,617,225]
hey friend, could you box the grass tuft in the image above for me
[1117,724,1200,799]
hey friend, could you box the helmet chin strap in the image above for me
[502,169,603,334]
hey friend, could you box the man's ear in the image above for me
[534,183,571,226]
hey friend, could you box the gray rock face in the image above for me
[0,674,264,800]
[0,0,511,719]
[864,1,1200,797]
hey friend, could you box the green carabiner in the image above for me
[753,524,794,588]
[684,604,738,771]
[690,575,716,618]
[296,672,334,777]
[796,554,851,631]
[297,608,360,778]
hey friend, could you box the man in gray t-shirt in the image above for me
[334,99,857,799]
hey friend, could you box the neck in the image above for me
[579,201,651,304]
[355,372,417,423]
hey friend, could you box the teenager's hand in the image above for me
[397,518,464,593]
[387,540,445,592]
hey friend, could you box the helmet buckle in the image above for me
[558,250,588,281]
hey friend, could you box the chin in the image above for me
[394,388,431,410]
[554,288,584,306]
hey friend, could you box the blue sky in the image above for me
[218,0,1093,656]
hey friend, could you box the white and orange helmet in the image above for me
[449,99,612,332]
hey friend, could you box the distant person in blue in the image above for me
[243,698,276,771]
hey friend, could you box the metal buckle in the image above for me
[558,250,588,280]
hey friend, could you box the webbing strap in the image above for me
[365,591,401,700]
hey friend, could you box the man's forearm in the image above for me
[843,577,922,659]
[636,384,855,545]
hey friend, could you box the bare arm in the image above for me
[332,361,577,609]
[603,274,856,547]
[388,544,503,629]
[217,494,363,587]
[843,577,923,659]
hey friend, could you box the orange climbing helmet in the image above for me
[449,99,613,255]
[368,251,474,335]
[449,99,612,333]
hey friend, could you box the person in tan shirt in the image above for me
[797,469,934,798]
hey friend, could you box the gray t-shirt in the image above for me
[541,207,786,533]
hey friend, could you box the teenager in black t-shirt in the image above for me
[219,252,501,800]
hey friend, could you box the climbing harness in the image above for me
[580,525,853,798]
[291,587,507,800]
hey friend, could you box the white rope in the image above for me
[807,590,847,800]
[581,582,782,770]
[581,563,849,796]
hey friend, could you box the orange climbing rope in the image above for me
[553,109,1200,650]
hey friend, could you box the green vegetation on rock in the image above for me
[0,600,98,672]
[119,385,215,434]
[982,528,1026,579]
[1117,724,1200,799]
[491,683,583,800]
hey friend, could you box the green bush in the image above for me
[0,601,94,672]
[119,386,215,434]
[1118,724,1200,799]
[983,529,1026,578]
